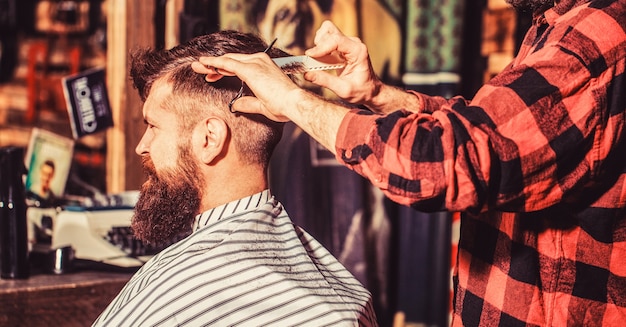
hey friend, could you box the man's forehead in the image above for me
[145,80,173,103]
[143,81,175,117]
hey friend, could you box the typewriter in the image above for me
[28,191,169,269]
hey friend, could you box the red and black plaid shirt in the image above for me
[335,0,626,325]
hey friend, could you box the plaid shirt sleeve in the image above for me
[335,0,626,326]
[335,0,626,214]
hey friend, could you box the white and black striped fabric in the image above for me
[93,190,378,326]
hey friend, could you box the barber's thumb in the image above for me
[304,71,337,90]
[304,46,324,58]
[230,96,289,122]
[229,96,260,114]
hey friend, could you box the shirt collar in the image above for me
[536,0,591,25]
[192,189,272,231]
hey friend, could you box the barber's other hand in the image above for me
[191,53,299,122]
[304,20,381,107]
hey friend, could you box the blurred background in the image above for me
[0,0,531,326]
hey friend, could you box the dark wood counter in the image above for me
[0,271,132,327]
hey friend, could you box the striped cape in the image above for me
[93,193,377,326]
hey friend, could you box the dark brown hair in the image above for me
[129,30,288,167]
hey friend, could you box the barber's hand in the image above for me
[191,53,300,122]
[304,20,382,107]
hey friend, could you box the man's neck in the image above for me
[200,165,268,212]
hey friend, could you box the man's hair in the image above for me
[42,159,55,171]
[129,30,288,167]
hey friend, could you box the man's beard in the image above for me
[506,0,553,12]
[132,150,202,246]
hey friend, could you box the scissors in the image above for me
[228,38,278,113]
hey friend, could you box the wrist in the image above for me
[291,88,348,153]
[363,79,385,111]
[365,82,420,114]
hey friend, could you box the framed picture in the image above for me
[24,128,74,203]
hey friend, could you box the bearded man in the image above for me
[193,0,626,325]
[92,30,377,326]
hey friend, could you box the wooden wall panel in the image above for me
[106,0,155,192]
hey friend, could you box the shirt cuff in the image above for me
[334,108,376,165]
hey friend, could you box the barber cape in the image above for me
[93,192,377,326]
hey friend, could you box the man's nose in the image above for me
[135,136,148,156]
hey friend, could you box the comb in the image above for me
[272,56,345,74]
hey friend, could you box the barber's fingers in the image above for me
[306,21,342,57]
[190,61,227,82]
[306,21,363,59]
[193,53,280,83]
[192,54,255,82]
[192,54,256,82]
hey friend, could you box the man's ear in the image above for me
[197,117,228,164]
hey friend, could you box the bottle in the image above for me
[0,146,29,279]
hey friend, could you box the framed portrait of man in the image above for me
[24,128,74,204]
